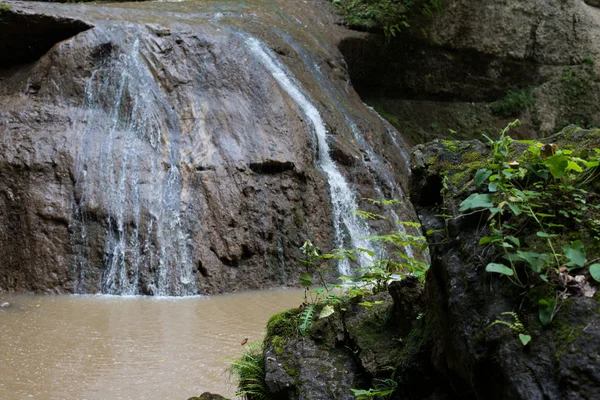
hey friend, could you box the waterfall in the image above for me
[244,36,376,275]
[71,29,196,295]
[273,31,418,263]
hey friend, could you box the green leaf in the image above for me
[318,304,335,319]
[517,251,549,273]
[474,168,493,188]
[584,160,599,168]
[356,248,375,258]
[488,181,498,193]
[486,263,514,276]
[519,334,531,346]
[506,236,520,248]
[299,305,315,336]
[563,240,587,268]
[538,298,556,326]
[479,236,500,245]
[299,272,313,287]
[589,264,600,282]
[536,231,558,238]
[459,193,494,212]
[544,154,569,178]
[507,201,522,216]
[566,160,583,173]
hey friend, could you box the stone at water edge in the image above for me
[187,392,227,400]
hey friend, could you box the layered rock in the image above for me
[338,0,600,141]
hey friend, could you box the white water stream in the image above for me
[244,36,376,275]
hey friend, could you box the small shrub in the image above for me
[491,89,534,117]
[331,0,444,41]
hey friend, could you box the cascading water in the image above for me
[71,28,196,296]
[244,36,376,275]
[274,31,418,262]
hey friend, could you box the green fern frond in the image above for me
[299,305,315,336]
[228,342,271,400]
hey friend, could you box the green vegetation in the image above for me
[491,89,534,117]
[351,378,397,399]
[488,312,531,346]
[0,2,11,21]
[230,199,430,399]
[331,0,444,40]
[457,120,600,339]
[228,342,271,400]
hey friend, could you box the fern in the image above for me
[227,342,271,400]
[489,311,525,333]
[299,305,315,336]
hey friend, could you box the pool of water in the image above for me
[0,289,304,399]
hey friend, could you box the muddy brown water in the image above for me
[0,289,304,399]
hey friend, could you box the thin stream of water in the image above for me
[243,36,376,275]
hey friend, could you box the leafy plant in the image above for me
[460,119,600,293]
[351,378,398,399]
[489,312,531,346]
[228,342,271,400]
[331,0,444,41]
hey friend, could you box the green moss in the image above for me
[426,155,439,166]
[284,365,299,378]
[271,336,286,356]
[554,322,584,361]
[448,169,473,191]
[461,151,484,164]
[294,210,304,227]
[265,308,300,343]
[441,140,458,152]
[554,62,600,130]
[0,3,11,12]
[331,0,444,40]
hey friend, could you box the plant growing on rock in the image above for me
[351,377,398,399]
[296,199,429,335]
[458,119,600,325]
[330,0,444,41]
[228,342,270,400]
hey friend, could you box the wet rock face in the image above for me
[0,2,414,294]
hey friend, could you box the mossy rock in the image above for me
[265,308,300,344]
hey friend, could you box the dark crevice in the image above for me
[248,160,295,174]
[0,9,92,69]
[195,165,215,172]
[197,260,209,278]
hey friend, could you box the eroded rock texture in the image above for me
[0,1,415,294]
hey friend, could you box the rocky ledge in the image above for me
[248,125,600,400]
